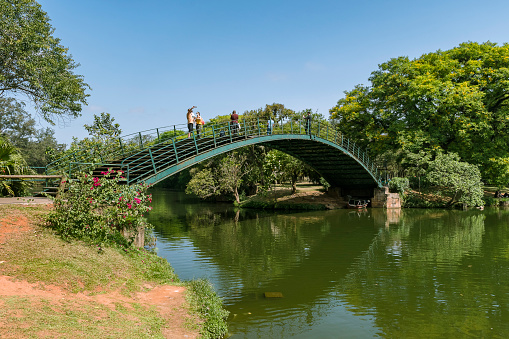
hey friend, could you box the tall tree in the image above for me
[330,42,509,183]
[0,97,64,167]
[0,0,90,124]
[0,97,36,147]
[84,112,122,140]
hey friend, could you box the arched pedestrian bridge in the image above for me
[46,118,383,192]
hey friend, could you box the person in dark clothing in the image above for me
[303,111,311,135]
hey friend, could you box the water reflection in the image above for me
[147,190,509,338]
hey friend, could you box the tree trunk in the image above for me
[234,186,240,204]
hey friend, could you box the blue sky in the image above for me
[33,0,509,144]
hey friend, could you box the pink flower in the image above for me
[134,198,141,204]
[127,203,132,209]
[119,197,123,201]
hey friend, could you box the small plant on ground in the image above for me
[46,170,153,247]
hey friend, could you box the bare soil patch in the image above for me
[0,205,199,338]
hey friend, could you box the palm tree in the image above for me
[0,137,33,196]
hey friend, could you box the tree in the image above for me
[0,97,36,146]
[185,152,251,203]
[185,168,220,200]
[330,42,509,183]
[84,112,122,140]
[0,0,89,124]
[264,150,305,194]
[0,97,65,167]
[425,152,484,207]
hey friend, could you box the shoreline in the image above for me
[0,204,228,338]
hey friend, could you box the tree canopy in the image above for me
[330,42,509,184]
[0,0,89,124]
[0,97,65,167]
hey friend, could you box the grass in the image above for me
[0,205,228,338]
[1,296,166,338]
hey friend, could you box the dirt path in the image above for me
[0,205,199,338]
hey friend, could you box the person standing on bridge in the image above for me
[187,106,196,138]
[230,110,239,135]
[267,117,274,135]
[195,112,204,138]
[303,111,311,135]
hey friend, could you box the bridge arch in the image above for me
[46,119,383,192]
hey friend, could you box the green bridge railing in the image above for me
[45,118,383,186]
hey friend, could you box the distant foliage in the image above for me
[46,170,153,247]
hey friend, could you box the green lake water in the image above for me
[147,189,509,338]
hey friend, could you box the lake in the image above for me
[147,189,509,338]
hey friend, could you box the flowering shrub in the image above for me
[46,170,153,247]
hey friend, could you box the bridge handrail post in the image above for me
[148,148,157,174]
[228,122,232,143]
[326,125,329,140]
[212,125,217,148]
[318,120,321,137]
[257,118,260,136]
[299,118,302,134]
[119,138,125,158]
[193,131,199,155]
[138,132,143,148]
[291,119,293,134]
[334,130,337,144]
[244,120,247,139]
[172,139,179,163]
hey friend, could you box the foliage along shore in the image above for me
[0,204,229,338]
[236,183,508,211]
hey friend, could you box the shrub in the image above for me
[389,177,410,195]
[46,170,153,247]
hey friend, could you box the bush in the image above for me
[46,170,153,247]
[388,177,410,195]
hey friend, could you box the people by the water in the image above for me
[230,110,239,135]
[303,111,311,135]
[195,112,204,138]
[187,106,196,138]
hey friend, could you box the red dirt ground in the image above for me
[0,205,199,338]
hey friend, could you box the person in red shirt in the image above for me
[230,110,239,134]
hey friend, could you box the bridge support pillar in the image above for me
[371,186,401,208]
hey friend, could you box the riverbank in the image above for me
[240,185,344,210]
[0,204,228,338]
